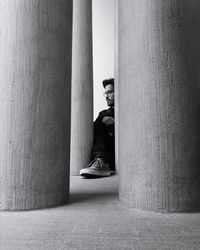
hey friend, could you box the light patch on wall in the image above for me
[92,0,114,119]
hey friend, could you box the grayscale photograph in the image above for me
[1,0,200,249]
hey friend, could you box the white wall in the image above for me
[92,0,114,119]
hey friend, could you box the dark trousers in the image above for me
[90,120,115,171]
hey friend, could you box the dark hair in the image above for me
[102,78,114,88]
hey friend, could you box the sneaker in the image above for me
[80,158,111,178]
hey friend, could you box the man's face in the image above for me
[104,84,114,107]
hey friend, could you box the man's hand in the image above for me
[102,116,114,126]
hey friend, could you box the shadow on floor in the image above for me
[69,191,118,204]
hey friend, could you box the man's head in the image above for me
[103,78,114,107]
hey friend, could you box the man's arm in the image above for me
[102,116,114,126]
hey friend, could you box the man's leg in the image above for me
[91,119,115,171]
[80,120,113,177]
[90,120,109,162]
[106,135,115,171]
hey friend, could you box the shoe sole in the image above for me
[80,169,110,178]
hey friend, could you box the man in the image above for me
[80,78,115,178]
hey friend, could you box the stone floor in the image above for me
[1,175,200,250]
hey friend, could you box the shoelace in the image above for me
[89,158,105,169]
[96,158,104,169]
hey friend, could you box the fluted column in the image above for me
[114,0,119,174]
[0,0,72,210]
[70,0,93,175]
[118,0,200,212]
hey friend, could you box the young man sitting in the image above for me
[80,78,115,178]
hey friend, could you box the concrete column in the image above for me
[114,0,119,174]
[0,0,72,210]
[118,0,200,212]
[70,0,93,175]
